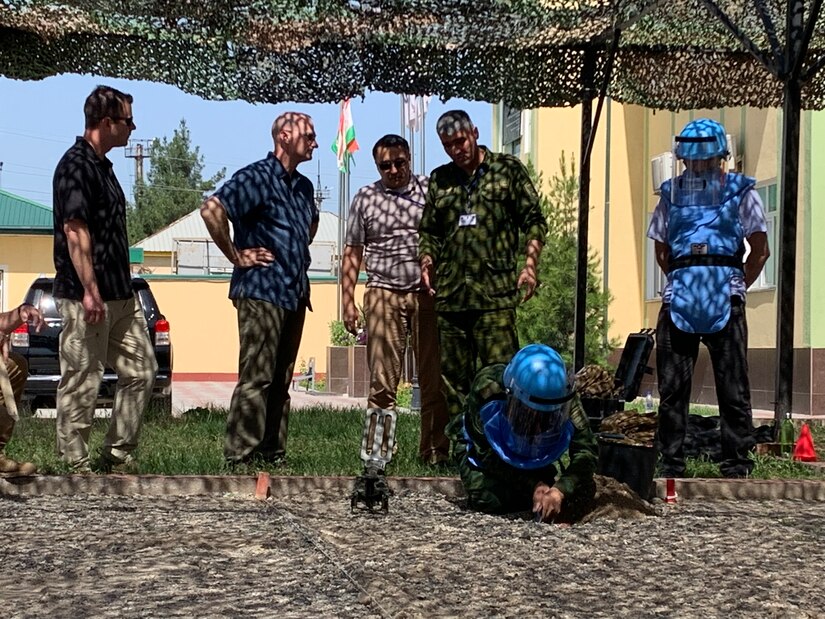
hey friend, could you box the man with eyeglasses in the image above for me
[201,112,319,467]
[52,85,157,473]
[342,134,449,465]
[419,110,547,452]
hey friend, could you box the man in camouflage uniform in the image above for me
[449,344,597,521]
[419,110,547,431]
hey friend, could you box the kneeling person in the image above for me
[448,344,597,522]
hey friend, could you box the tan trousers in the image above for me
[0,352,28,453]
[56,297,157,469]
[364,287,449,462]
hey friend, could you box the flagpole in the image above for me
[420,103,426,175]
[337,170,345,321]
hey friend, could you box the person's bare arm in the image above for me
[341,245,364,334]
[654,240,670,273]
[518,238,544,302]
[200,196,274,267]
[744,231,770,288]
[64,219,105,324]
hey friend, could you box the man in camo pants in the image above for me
[419,110,547,440]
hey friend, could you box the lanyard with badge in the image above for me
[460,166,485,227]
[388,176,426,208]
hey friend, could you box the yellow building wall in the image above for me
[140,252,174,275]
[145,276,365,378]
[0,235,55,310]
[532,102,647,344]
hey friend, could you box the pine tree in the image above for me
[516,154,615,366]
[128,119,225,243]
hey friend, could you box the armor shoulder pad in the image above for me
[569,398,591,431]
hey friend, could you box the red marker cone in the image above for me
[255,472,271,499]
[792,423,818,462]
[665,478,678,504]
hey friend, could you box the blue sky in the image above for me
[0,75,492,214]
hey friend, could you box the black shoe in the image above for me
[92,453,137,474]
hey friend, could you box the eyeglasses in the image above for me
[377,158,408,171]
[110,116,134,126]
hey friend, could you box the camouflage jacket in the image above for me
[448,364,598,498]
[418,148,547,312]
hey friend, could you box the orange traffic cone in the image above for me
[792,423,818,462]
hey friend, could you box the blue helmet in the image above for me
[482,344,575,468]
[674,118,729,161]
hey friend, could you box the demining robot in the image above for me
[350,407,397,513]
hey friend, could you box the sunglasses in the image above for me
[377,158,408,171]
[110,116,134,126]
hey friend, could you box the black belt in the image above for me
[668,254,744,271]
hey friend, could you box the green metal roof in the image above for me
[0,189,52,232]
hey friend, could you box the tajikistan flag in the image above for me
[331,98,359,173]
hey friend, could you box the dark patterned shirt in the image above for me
[215,153,318,311]
[52,137,132,302]
[419,148,547,311]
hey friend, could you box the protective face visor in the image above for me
[501,389,574,462]
[671,138,725,207]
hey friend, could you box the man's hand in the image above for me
[82,290,106,325]
[532,482,564,522]
[343,302,359,335]
[518,265,538,303]
[18,304,45,333]
[234,247,275,268]
[420,255,436,296]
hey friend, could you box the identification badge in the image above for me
[459,213,478,227]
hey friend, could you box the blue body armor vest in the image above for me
[660,172,755,334]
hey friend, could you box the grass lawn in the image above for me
[5,403,825,479]
[5,403,452,477]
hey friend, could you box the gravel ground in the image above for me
[3,488,825,619]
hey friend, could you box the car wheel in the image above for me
[151,394,173,416]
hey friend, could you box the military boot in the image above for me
[0,453,37,476]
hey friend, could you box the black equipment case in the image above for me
[580,329,655,430]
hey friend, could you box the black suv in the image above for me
[10,277,173,412]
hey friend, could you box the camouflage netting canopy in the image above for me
[2,0,825,110]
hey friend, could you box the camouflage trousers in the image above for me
[436,309,518,426]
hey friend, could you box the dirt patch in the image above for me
[2,490,824,618]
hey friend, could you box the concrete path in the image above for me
[173,381,367,413]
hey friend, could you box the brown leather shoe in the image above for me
[0,454,37,475]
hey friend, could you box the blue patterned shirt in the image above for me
[215,153,318,311]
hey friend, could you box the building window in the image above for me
[644,213,667,301]
[502,105,522,157]
[748,182,777,290]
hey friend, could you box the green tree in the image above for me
[128,119,225,243]
[516,153,615,366]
